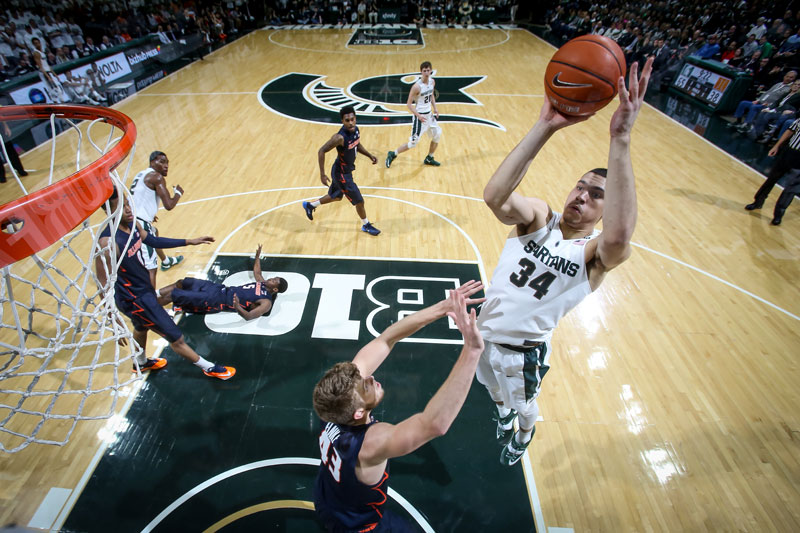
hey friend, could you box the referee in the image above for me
[745,118,800,225]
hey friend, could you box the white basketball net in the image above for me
[0,113,142,453]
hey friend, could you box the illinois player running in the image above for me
[95,188,235,380]
[385,61,442,168]
[302,106,381,236]
[312,280,485,532]
[477,58,653,466]
[156,244,288,319]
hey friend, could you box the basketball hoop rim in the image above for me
[0,105,137,269]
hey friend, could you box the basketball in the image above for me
[544,35,627,116]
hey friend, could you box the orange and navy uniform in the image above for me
[170,277,275,314]
[326,125,364,206]
[313,419,414,532]
[100,224,184,342]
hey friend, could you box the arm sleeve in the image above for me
[142,233,186,249]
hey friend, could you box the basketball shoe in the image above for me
[161,255,184,271]
[203,364,236,380]
[133,357,167,373]
[495,407,518,446]
[500,427,535,466]
[423,155,440,166]
[361,222,381,236]
[385,151,397,168]
[302,201,315,220]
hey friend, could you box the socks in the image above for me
[516,427,534,445]
[193,356,214,372]
[497,404,512,418]
[311,200,321,208]
[361,218,369,225]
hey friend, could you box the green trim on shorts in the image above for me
[522,343,549,402]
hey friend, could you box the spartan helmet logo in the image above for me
[258,72,505,130]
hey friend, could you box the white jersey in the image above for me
[477,212,597,345]
[129,168,161,223]
[414,77,435,114]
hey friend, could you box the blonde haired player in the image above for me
[385,61,442,168]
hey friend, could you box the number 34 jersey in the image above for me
[477,211,598,345]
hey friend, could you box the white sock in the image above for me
[155,288,162,298]
[311,200,321,207]
[193,356,214,371]
[361,218,369,225]
[135,353,148,366]
[497,404,512,418]
[516,427,534,445]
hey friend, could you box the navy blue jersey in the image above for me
[314,418,390,532]
[335,125,360,174]
[100,224,155,302]
[100,224,183,341]
[171,278,275,314]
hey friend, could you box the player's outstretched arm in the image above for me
[318,133,343,185]
[596,57,653,272]
[358,287,484,465]
[483,99,591,227]
[252,244,264,282]
[352,280,485,379]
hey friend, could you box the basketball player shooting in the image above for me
[476,57,654,466]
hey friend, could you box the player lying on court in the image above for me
[95,188,236,380]
[156,245,288,320]
[312,280,485,532]
[477,57,654,465]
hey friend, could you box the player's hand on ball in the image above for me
[539,98,592,131]
[609,56,653,139]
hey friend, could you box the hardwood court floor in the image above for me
[1,27,799,532]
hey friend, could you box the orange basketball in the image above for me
[544,35,627,116]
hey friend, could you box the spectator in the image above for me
[694,33,721,59]
[357,0,367,23]
[746,17,768,40]
[85,37,100,54]
[458,1,472,25]
[759,35,774,58]
[748,81,800,142]
[155,24,170,44]
[720,41,738,63]
[368,1,378,24]
[742,34,759,57]
[729,70,798,131]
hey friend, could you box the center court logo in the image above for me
[258,72,505,130]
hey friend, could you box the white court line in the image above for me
[138,92,253,96]
[140,458,435,533]
[198,194,487,286]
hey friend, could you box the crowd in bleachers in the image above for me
[0,1,256,91]
[265,1,517,27]
[543,0,800,146]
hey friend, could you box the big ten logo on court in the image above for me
[202,256,481,344]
